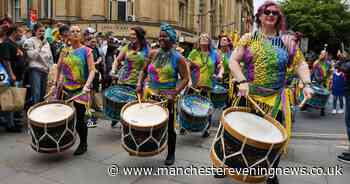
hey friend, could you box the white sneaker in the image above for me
[337,109,344,114]
[332,109,337,114]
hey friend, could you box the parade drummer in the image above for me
[186,33,224,138]
[218,33,234,84]
[136,23,189,166]
[228,1,313,183]
[109,26,149,127]
[312,50,333,116]
[53,25,96,156]
[218,33,235,104]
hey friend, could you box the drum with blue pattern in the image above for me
[210,83,228,108]
[298,84,330,109]
[103,85,137,121]
[177,94,214,132]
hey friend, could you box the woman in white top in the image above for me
[23,23,53,105]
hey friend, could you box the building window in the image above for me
[41,0,52,19]
[118,0,127,22]
[14,0,21,22]
[179,1,187,27]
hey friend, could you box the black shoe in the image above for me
[266,175,279,184]
[164,154,175,166]
[111,120,118,128]
[179,128,186,135]
[320,110,325,116]
[202,130,210,138]
[337,154,350,164]
[74,143,87,156]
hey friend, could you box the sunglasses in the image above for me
[264,10,279,17]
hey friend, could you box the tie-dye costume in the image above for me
[118,45,149,86]
[312,59,333,88]
[235,31,306,143]
[188,49,221,89]
[61,46,92,105]
[145,48,181,96]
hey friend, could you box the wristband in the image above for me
[237,79,248,85]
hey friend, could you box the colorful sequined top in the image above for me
[312,59,333,88]
[188,49,221,88]
[61,46,92,104]
[146,48,181,93]
[220,49,233,83]
[118,45,149,86]
[235,31,306,145]
[237,31,304,95]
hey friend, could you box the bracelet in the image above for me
[236,79,249,85]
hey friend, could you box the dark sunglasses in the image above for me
[264,10,279,17]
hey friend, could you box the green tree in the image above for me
[280,0,350,55]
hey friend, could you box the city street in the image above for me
[0,106,349,184]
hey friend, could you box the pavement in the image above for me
[0,104,349,184]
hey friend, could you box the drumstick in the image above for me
[65,92,85,103]
[191,86,201,93]
[246,95,266,116]
[137,94,142,104]
[144,100,168,107]
[44,89,53,100]
[298,98,308,108]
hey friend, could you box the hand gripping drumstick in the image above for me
[298,98,308,108]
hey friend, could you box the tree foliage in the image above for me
[280,0,350,55]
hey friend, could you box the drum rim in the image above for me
[120,100,169,130]
[221,107,288,150]
[211,84,228,94]
[210,149,270,183]
[179,94,214,118]
[27,100,76,128]
[121,141,167,157]
[103,85,137,102]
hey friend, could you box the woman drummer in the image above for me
[53,25,96,155]
[186,33,224,137]
[218,33,235,105]
[229,1,313,183]
[109,26,149,127]
[136,23,189,166]
[218,34,233,84]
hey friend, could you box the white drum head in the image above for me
[122,103,167,127]
[29,103,74,124]
[224,112,284,143]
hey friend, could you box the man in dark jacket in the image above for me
[336,53,350,163]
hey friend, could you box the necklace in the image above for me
[154,49,172,67]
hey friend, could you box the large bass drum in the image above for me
[211,107,287,183]
[120,100,169,156]
[28,101,76,153]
